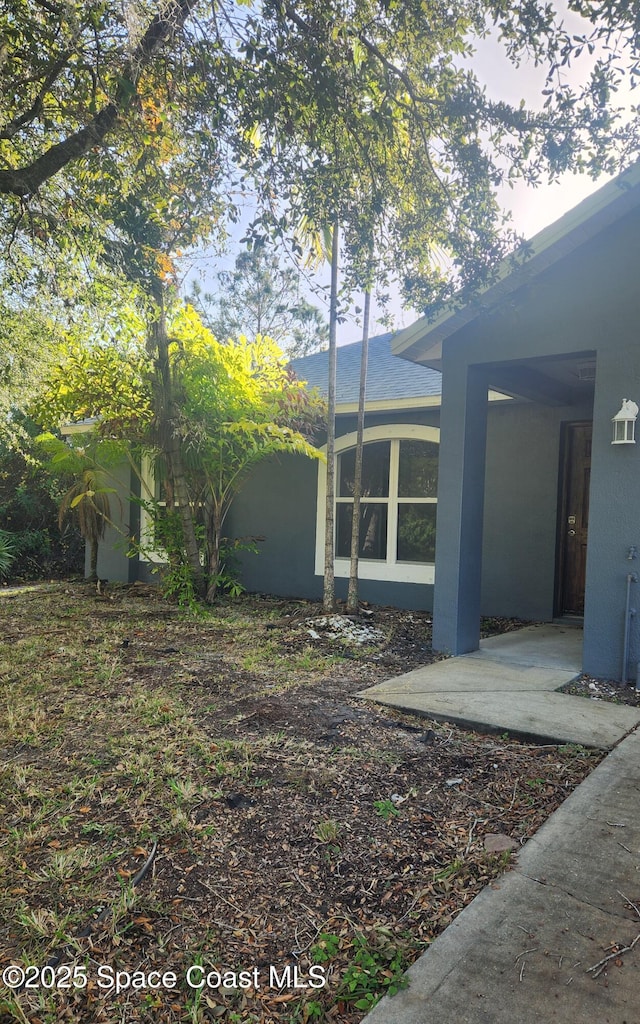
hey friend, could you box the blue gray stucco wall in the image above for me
[426,203,640,678]
[482,399,593,621]
[227,398,595,625]
[432,362,488,653]
[584,343,640,679]
[225,452,323,601]
[125,394,602,626]
[224,410,442,611]
[86,461,139,583]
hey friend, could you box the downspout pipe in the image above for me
[622,571,638,684]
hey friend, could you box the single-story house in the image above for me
[224,335,510,609]
[94,158,640,681]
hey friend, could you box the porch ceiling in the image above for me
[480,351,597,406]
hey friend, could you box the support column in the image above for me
[432,361,488,655]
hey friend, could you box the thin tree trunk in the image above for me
[205,500,223,604]
[150,286,207,598]
[89,539,99,582]
[346,289,371,614]
[323,221,339,612]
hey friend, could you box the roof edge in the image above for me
[393,160,640,365]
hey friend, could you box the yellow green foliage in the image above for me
[33,303,326,599]
[34,341,153,435]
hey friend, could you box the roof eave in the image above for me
[393,160,640,366]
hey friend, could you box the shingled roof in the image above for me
[291,333,442,409]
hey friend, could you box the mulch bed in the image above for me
[0,583,604,1023]
[560,674,640,707]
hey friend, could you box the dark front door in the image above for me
[556,422,592,616]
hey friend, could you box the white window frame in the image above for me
[139,455,168,563]
[139,457,209,566]
[314,423,440,585]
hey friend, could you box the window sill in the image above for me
[319,559,435,585]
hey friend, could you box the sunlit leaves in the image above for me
[32,302,325,598]
[33,339,153,434]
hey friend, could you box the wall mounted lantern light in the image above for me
[612,399,639,445]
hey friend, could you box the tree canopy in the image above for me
[0,300,57,435]
[3,0,638,302]
[35,303,325,602]
[190,249,329,357]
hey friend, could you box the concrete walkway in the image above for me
[364,726,640,1024]
[360,624,640,1024]
[358,624,640,748]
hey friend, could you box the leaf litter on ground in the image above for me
[0,582,606,1023]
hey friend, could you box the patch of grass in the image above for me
[80,820,121,839]
[0,584,603,1024]
[36,846,97,883]
[313,819,341,843]
[558,742,589,756]
[15,906,78,945]
[433,857,464,881]
[524,777,546,790]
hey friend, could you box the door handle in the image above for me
[568,529,576,536]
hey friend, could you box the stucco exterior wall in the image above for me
[482,400,593,621]
[86,461,139,583]
[226,452,322,601]
[226,399,595,622]
[224,409,442,610]
[583,342,640,678]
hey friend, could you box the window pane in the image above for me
[398,440,438,498]
[338,441,390,498]
[336,503,388,559]
[397,504,436,562]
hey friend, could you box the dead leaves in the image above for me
[0,586,603,1024]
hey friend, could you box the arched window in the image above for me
[315,424,439,585]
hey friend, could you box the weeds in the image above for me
[373,798,400,821]
[0,584,603,1024]
[311,930,413,1012]
[313,820,341,843]
[433,857,464,881]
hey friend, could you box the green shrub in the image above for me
[0,423,84,580]
[0,530,15,577]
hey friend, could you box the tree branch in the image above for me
[0,0,199,197]
[0,54,73,141]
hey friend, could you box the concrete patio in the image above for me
[358,623,640,748]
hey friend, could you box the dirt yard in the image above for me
[0,582,605,1023]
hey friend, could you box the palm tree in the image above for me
[36,433,120,583]
[0,530,16,578]
[58,468,114,581]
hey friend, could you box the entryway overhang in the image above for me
[391,159,640,370]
